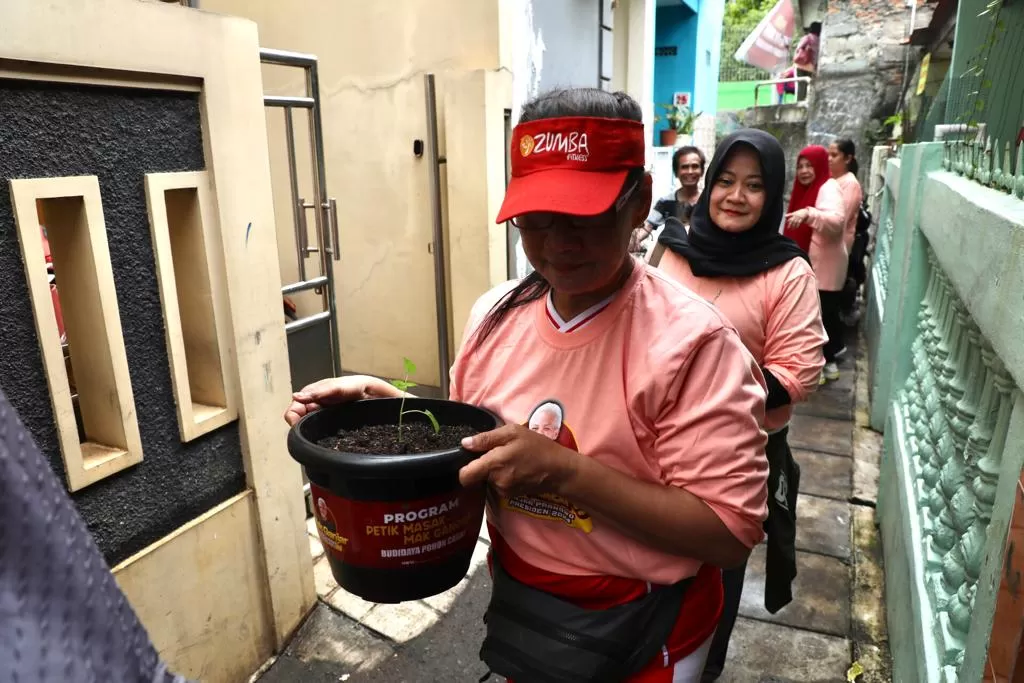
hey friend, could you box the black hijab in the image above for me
[658,129,808,278]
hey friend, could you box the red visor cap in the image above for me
[495,116,646,224]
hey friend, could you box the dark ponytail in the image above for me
[473,88,644,349]
[836,138,858,175]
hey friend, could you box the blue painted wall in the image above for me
[653,0,726,143]
[654,4,697,141]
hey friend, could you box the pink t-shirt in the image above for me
[805,177,848,291]
[835,171,864,253]
[793,34,820,73]
[449,262,769,585]
[657,252,826,431]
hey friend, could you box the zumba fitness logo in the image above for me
[519,131,590,162]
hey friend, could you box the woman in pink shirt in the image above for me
[829,138,865,320]
[654,130,826,681]
[785,145,847,382]
[285,88,769,682]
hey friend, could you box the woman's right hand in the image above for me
[785,209,808,228]
[283,375,404,426]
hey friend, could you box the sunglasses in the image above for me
[511,180,640,232]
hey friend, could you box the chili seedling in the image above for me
[388,357,440,442]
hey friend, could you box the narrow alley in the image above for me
[3,1,1024,683]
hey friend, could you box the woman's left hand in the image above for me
[628,226,651,253]
[785,209,807,228]
[458,425,579,498]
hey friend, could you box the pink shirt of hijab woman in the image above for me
[656,131,825,433]
[285,88,769,683]
[785,145,846,292]
[654,130,826,680]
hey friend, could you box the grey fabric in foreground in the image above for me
[0,386,190,683]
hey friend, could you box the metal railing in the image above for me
[259,48,342,377]
[753,76,812,108]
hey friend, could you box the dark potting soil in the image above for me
[317,423,480,455]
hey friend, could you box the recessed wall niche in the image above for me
[9,175,144,491]
[145,171,238,441]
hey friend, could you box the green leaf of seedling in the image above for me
[403,357,417,376]
[402,409,441,434]
[389,379,412,392]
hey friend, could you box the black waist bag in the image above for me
[479,557,691,683]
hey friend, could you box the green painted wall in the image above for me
[716,80,797,111]
[870,141,1024,682]
[946,1,1024,146]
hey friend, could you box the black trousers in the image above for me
[819,290,845,362]
[796,68,813,101]
[702,429,800,681]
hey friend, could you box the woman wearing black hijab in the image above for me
[653,129,827,681]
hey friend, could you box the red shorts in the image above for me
[488,524,723,680]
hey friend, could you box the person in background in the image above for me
[775,22,821,103]
[785,145,847,382]
[286,88,769,682]
[828,138,865,323]
[793,22,821,101]
[654,129,826,681]
[629,145,706,255]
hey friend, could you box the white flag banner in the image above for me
[733,0,795,73]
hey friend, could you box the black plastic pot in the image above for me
[288,397,501,603]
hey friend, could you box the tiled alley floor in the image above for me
[257,331,891,683]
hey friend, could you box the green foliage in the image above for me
[719,0,778,82]
[723,0,777,26]
[401,409,441,434]
[389,357,439,442]
[388,357,419,393]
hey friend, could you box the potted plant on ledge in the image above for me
[655,103,700,147]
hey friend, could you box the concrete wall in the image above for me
[806,0,915,182]
[505,0,616,279]
[741,104,810,200]
[201,0,511,386]
[693,0,726,117]
[0,81,246,565]
[2,3,318,675]
[532,0,603,92]
[202,0,650,385]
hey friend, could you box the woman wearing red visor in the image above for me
[285,89,769,682]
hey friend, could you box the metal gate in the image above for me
[260,48,341,391]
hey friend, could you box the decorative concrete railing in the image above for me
[943,137,1024,199]
[866,142,1024,682]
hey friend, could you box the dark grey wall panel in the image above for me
[0,79,246,565]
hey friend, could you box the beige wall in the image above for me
[201,0,512,386]
[113,493,274,683]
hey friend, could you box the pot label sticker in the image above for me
[310,484,485,569]
[500,399,593,533]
